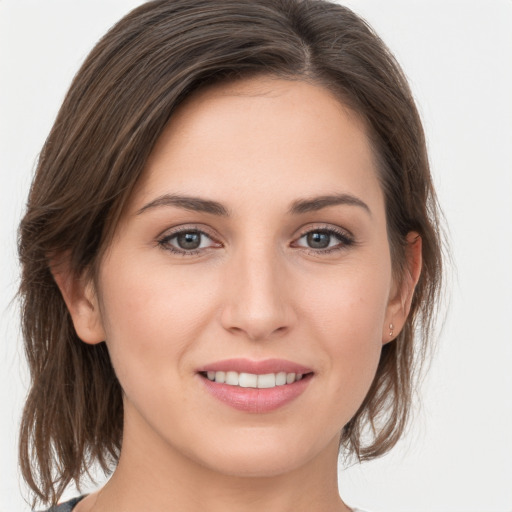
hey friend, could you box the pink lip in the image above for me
[197,358,313,375]
[197,358,314,414]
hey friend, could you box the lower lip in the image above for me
[199,374,312,413]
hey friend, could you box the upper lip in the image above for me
[197,358,314,375]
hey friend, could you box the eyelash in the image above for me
[157,227,219,256]
[157,225,355,256]
[293,226,355,255]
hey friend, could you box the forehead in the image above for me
[131,76,383,215]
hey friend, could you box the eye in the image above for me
[158,228,220,255]
[293,227,354,253]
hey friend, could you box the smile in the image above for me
[197,359,314,413]
[202,371,304,388]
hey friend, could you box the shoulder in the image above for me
[35,496,86,512]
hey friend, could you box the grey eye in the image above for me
[160,229,217,253]
[175,231,202,250]
[306,231,331,249]
[294,228,353,252]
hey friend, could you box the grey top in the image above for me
[38,496,369,511]
[38,496,85,512]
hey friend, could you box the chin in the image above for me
[199,448,308,478]
[180,426,335,479]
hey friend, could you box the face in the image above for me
[76,77,407,477]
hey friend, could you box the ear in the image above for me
[383,232,422,344]
[50,254,106,345]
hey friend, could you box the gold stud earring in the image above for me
[389,323,394,338]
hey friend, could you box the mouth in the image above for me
[197,359,314,413]
[199,370,311,388]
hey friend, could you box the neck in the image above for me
[80,407,351,512]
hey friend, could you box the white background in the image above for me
[1,1,511,511]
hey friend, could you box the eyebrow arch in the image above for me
[137,192,371,217]
[137,194,229,216]
[289,193,371,216]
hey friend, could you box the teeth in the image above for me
[286,372,296,384]
[239,372,258,388]
[257,373,276,388]
[206,371,306,388]
[275,372,286,386]
[225,371,239,386]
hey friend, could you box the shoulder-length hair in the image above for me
[18,0,443,506]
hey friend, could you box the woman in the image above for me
[17,0,443,511]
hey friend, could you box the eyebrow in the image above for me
[137,192,371,217]
[288,193,371,216]
[137,194,229,216]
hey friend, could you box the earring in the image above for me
[389,323,394,338]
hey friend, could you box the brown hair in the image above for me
[18,0,443,506]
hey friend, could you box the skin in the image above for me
[56,76,421,512]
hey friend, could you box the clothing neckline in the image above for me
[48,495,369,512]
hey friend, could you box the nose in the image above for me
[220,244,295,342]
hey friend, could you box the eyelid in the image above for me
[291,224,356,253]
[155,222,355,257]
[156,224,222,255]
[156,223,219,240]
[295,223,354,240]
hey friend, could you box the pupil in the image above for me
[177,232,201,250]
[307,231,330,249]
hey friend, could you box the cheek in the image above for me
[97,255,220,387]
[301,263,390,411]
[304,262,390,344]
